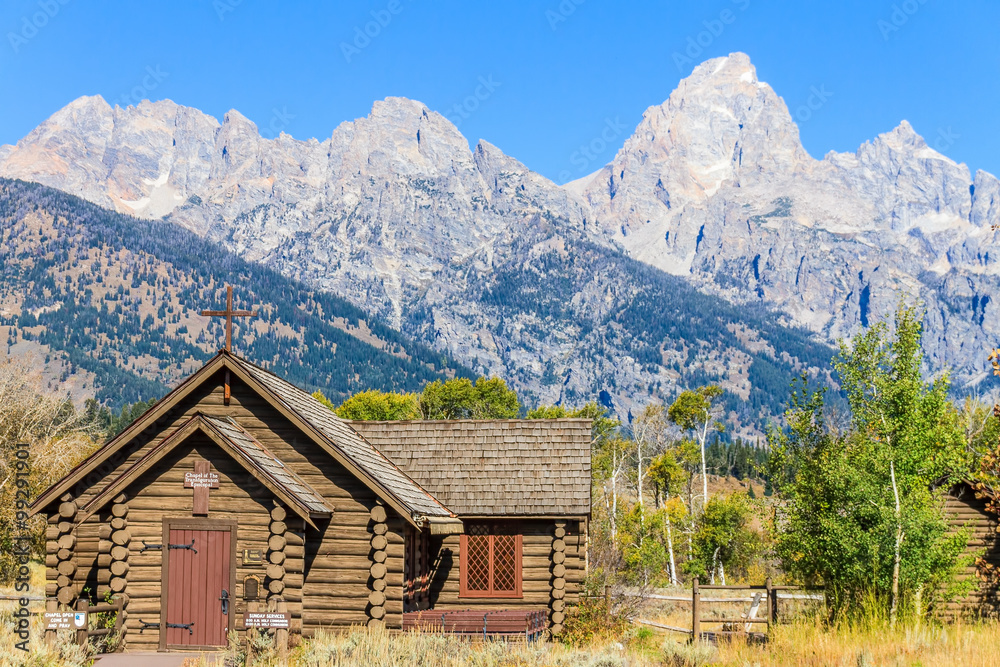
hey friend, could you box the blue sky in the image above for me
[1,0,997,184]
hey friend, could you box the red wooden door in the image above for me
[165,528,231,647]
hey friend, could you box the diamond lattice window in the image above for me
[460,522,522,598]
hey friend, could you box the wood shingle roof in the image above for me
[352,419,592,516]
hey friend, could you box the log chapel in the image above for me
[31,349,591,651]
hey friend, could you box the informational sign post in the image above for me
[243,611,291,629]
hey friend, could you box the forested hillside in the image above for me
[0,178,471,408]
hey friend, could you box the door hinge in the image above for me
[168,539,197,554]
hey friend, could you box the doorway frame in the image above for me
[159,517,238,651]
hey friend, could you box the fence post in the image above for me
[691,577,700,643]
[765,577,773,631]
[45,599,57,647]
[76,598,88,647]
[604,584,611,619]
[276,599,288,662]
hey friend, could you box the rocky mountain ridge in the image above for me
[1,52,995,420]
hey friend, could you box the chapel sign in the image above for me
[184,461,219,515]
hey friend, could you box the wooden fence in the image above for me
[599,577,825,642]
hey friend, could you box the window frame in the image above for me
[459,522,523,599]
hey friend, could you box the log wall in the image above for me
[941,484,1000,618]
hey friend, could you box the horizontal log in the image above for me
[57,560,77,577]
[118,584,161,598]
[57,534,75,550]
[554,525,566,539]
[270,520,287,535]
[370,563,387,580]
[284,573,304,589]
[553,552,565,565]
[373,523,388,536]
[284,545,304,560]
[110,577,127,593]
[284,557,304,574]
[57,548,71,561]
[371,535,388,551]
[111,504,128,518]
[552,587,565,600]
[98,554,112,568]
[268,551,285,565]
[59,501,77,519]
[56,574,71,589]
[371,506,387,523]
[302,583,398,599]
[111,530,131,546]
[46,554,57,568]
[552,539,565,553]
[111,517,127,531]
[369,604,385,620]
[111,560,129,576]
[369,591,386,607]
[268,579,285,595]
[268,535,286,551]
[111,545,129,561]
[271,505,287,522]
[46,526,60,540]
[267,564,285,580]
[373,550,387,564]
[553,564,566,578]
[46,583,57,597]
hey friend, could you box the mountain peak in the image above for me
[686,52,760,87]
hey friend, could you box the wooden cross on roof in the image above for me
[201,285,257,353]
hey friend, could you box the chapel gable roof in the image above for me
[352,419,592,516]
[79,413,333,527]
[32,351,454,526]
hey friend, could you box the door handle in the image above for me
[219,589,229,615]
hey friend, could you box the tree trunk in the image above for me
[666,506,678,586]
[889,458,903,629]
[611,460,619,542]
[699,419,710,511]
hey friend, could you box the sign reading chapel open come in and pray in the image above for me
[44,611,87,630]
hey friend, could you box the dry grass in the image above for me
[2,599,999,666]
[711,618,1000,667]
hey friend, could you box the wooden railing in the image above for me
[44,597,124,649]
